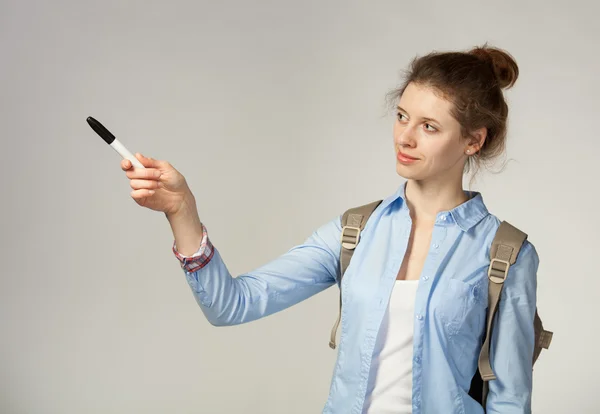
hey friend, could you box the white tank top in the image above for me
[363,279,419,414]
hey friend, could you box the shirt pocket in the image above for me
[436,278,486,339]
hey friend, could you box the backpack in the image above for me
[328,200,553,410]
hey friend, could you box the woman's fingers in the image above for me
[122,153,164,172]
[135,153,165,169]
[130,188,155,201]
[129,178,161,190]
[125,167,162,180]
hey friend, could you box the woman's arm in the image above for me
[121,154,341,325]
[170,208,343,327]
[485,241,539,413]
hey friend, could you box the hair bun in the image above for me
[469,44,519,89]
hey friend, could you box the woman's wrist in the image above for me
[166,193,204,256]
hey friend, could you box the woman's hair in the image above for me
[385,43,519,178]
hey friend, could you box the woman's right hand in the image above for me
[121,153,193,216]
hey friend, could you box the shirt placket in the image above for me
[411,214,449,413]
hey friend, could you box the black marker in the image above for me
[86,116,145,169]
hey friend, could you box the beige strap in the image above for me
[478,221,527,407]
[329,200,382,349]
[329,295,342,349]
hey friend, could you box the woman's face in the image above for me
[393,82,483,183]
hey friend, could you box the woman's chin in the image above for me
[396,163,420,180]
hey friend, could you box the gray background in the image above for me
[1,0,597,413]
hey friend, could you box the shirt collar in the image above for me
[381,181,490,232]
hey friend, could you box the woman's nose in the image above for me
[396,127,417,148]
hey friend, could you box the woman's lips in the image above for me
[397,151,420,164]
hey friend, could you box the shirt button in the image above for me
[414,356,421,364]
[416,314,423,320]
[433,243,439,249]
[422,275,429,281]
[439,215,446,221]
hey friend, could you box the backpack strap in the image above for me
[329,199,383,349]
[478,221,528,406]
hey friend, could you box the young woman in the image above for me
[121,44,537,413]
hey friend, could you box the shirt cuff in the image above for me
[172,222,214,273]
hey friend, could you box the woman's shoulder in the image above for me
[475,211,538,266]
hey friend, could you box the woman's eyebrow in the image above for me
[396,106,442,125]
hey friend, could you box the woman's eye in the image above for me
[424,123,437,132]
[396,112,406,121]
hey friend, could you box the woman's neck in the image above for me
[404,177,470,224]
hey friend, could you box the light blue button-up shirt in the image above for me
[180,181,538,413]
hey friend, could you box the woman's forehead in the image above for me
[399,83,455,122]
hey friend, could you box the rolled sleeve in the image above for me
[172,222,214,273]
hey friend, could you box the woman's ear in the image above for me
[467,127,487,153]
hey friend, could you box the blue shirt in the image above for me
[176,181,538,413]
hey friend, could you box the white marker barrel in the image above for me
[110,139,145,169]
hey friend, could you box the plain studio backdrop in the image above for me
[1,0,598,413]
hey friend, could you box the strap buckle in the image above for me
[340,225,361,250]
[488,258,510,284]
